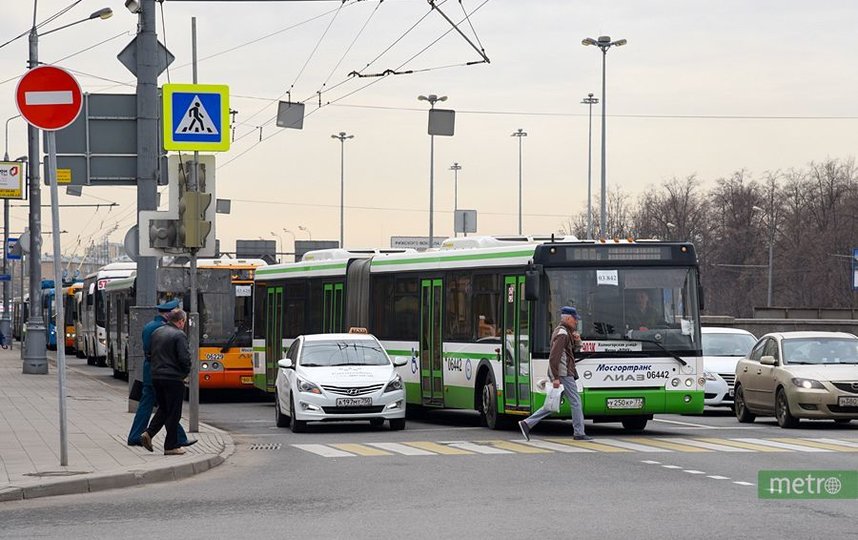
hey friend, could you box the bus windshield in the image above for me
[199,288,252,348]
[543,266,701,354]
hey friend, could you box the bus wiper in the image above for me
[587,336,688,366]
[220,321,247,353]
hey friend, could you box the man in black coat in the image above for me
[140,310,191,455]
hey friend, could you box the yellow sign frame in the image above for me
[0,161,25,199]
[162,83,230,152]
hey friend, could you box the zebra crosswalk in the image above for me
[290,436,858,458]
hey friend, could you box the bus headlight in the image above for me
[201,362,209,370]
[671,378,680,387]
[698,378,706,386]
[684,378,693,387]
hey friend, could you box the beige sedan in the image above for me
[734,331,858,428]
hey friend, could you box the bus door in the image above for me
[419,278,444,406]
[322,282,344,333]
[502,275,530,411]
[265,287,284,391]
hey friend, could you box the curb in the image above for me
[0,427,235,503]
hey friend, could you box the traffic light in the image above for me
[177,160,214,249]
[149,219,177,249]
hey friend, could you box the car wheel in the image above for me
[480,378,500,430]
[733,384,756,423]
[369,418,385,427]
[775,388,800,428]
[834,419,852,425]
[275,390,288,428]
[389,418,406,431]
[289,396,307,433]
[621,417,648,432]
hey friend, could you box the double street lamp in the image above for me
[418,94,447,248]
[449,162,461,236]
[581,93,598,239]
[510,129,527,235]
[752,205,776,307]
[331,132,354,249]
[582,35,626,238]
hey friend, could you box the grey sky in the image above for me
[2,0,856,256]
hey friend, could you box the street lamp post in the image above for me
[449,162,461,236]
[418,94,447,248]
[270,232,283,263]
[3,115,22,344]
[331,132,353,249]
[581,94,598,239]
[22,6,113,375]
[582,35,626,238]
[298,225,312,240]
[752,206,775,307]
[282,228,295,261]
[510,129,527,235]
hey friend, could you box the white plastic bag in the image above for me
[544,385,563,413]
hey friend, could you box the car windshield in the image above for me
[300,340,390,367]
[782,338,858,365]
[702,332,756,357]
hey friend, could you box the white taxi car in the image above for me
[702,327,756,407]
[274,333,407,432]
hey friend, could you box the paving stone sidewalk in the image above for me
[0,346,233,502]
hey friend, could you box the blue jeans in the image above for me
[127,362,188,445]
[522,376,586,437]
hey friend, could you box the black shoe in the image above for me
[140,432,154,452]
[518,420,531,442]
[573,434,593,441]
[127,440,143,447]
[180,439,198,448]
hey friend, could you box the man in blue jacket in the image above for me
[127,299,195,447]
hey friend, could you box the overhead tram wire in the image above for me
[317,0,383,94]
[0,0,84,51]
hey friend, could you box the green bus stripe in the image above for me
[371,249,535,267]
[387,349,495,361]
[253,347,265,352]
[256,262,347,276]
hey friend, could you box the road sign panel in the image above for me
[163,84,229,151]
[0,162,25,199]
[6,238,21,260]
[0,275,11,282]
[15,65,83,131]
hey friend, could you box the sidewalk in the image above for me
[0,345,234,502]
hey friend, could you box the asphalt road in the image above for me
[2,360,856,539]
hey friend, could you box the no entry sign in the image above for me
[15,65,83,131]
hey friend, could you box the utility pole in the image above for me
[449,162,461,237]
[511,129,527,235]
[331,131,353,249]
[188,17,200,432]
[581,93,598,239]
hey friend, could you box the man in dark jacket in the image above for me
[127,299,193,447]
[518,306,592,441]
[140,310,191,455]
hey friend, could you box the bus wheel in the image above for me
[289,397,307,433]
[274,390,288,428]
[621,417,648,432]
[480,378,500,430]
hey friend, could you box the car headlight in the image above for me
[297,377,322,394]
[791,377,825,390]
[703,371,717,381]
[384,374,403,393]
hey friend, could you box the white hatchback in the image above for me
[274,333,407,432]
[702,327,756,407]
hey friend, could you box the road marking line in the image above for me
[707,475,730,480]
[733,481,755,486]
[446,441,513,454]
[521,439,594,453]
[481,440,552,454]
[552,438,631,453]
[771,438,858,452]
[366,443,435,456]
[641,460,661,464]
[402,441,472,455]
[652,418,715,428]
[813,438,858,449]
[330,443,392,456]
[733,438,831,452]
[696,438,787,452]
[595,438,672,452]
[683,470,706,474]
[25,90,73,105]
[291,444,355,457]
[662,465,682,469]
[667,437,753,452]
[633,437,712,452]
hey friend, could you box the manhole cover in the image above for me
[248,443,281,451]
[24,470,91,477]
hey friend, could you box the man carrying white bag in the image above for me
[518,306,593,441]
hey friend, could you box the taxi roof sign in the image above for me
[163,83,230,152]
[348,327,369,334]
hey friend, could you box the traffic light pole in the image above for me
[188,17,200,433]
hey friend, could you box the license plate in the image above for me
[336,397,372,407]
[607,398,644,410]
[838,396,858,407]
[240,376,253,385]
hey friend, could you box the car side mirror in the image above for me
[393,357,408,368]
[277,358,293,369]
[760,355,776,366]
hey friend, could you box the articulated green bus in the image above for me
[253,237,705,431]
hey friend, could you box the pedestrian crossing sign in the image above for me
[162,83,230,151]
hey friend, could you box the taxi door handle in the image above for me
[756,369,762,375]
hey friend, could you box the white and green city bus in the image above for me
[252,237,705,431]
